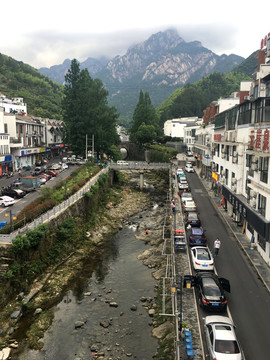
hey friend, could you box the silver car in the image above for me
[204,315,244,360]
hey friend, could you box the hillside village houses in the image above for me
[0,94,64,175]
[188,33,270,265]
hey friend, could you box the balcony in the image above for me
[9,137,23,148]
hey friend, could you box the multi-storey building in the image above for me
[0,95,65,171]
[0,94,27,115]
[193,33,270,265]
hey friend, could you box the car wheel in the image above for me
[1,203,5,208]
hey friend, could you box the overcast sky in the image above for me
[1,0,269,69]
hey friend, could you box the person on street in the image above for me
[171,199,176,213]
[214,237,221,256]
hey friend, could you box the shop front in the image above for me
[0,155,13,175]
[222,185,270,264]
[14,147,52,170]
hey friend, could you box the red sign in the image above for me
[214,134,222,141]
[255,129,262,150]
[263,129,270,151]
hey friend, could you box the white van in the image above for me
[117,160,129,166]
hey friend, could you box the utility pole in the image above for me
[92,134,94,159]
[85,134,88,160]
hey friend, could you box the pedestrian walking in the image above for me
[171,199,176,213]
[214,237,221,256]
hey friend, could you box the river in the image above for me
[17,212,158,360]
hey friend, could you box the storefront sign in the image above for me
[212,171,219,182]
[249,128,270,152]
[214,134,222,141]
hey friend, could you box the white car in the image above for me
[0,195,15,207]
[177,167,184,175]
[204,316,243,360]
[181,192,193,202]
[178,181,189,190]
[190,246,214,271]
[183,199,196,212]
[185,164,194,173]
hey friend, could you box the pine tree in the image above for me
[62,59,120,158]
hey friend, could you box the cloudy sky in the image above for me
[1,0,269,69]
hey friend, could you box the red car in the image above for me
[45,169,58,177]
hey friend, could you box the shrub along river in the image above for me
[16,211,159,360]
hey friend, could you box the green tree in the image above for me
[135,122,157,145]
[129,90,160,143]
[62,59,120,157]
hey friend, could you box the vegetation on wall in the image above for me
[0,53,63,119]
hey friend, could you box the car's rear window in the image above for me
[202,278,221,296]
[191,227,203,235]
[215,340,240,354]
[188,213,198,220]
[197,249,210,260]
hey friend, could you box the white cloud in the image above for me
[1,0,269,68]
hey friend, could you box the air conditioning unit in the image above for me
[229,132,236,142]
[244,96,250,101]
[232,185,237,192]
[250,189,257,198]
[251,163,258,171]
[250,198,256,208]
[223,132,228,141]
[231,178,237,185]
[220,169,224,175]
[221,153,226,159]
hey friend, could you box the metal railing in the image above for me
[0,161,170,244]
[0,167,109,243]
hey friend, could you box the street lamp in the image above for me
[5,210,17,233]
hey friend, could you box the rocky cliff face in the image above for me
[38,29,244,118]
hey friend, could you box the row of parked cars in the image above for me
[176,164,244,360]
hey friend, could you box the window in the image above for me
[258,194,266,217]
[258,233,266,251]
[226,146,230,161]
[259,157,268,183]
[4,124,8,133]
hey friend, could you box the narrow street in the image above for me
[185,168,270,360]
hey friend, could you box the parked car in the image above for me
[62,163,69,170]
[45,169,58,177]
[176,167,184,175]
[183,199,197,212]
[48,163,62,171]
[188,227,207,246]
[32,166,46,176]
[178,174,187,181]
[117,160,129,166]
[39,176,47,185]
[190,246,214,271]
[185,164,194,173]
[181,192,193,202]
[185,272,230,312]
[0,195,15,207]
[185,211,201,228]
[204,315,244,360]
[1,187,26,199]
[178,181,189,190]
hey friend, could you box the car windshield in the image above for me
[196,249,210,260]
[188,213,198,220]
[202,278,221,296]
[215,340,240,354]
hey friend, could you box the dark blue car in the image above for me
[189,227,207,247]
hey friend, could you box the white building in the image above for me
[193,37,270,265]
[0,94,27,115]
[0,107,11,174]
[164,117,202,139]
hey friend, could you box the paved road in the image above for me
[0,161,79,224]
[186,170,270,360]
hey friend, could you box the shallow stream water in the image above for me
[16,213,158,360]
